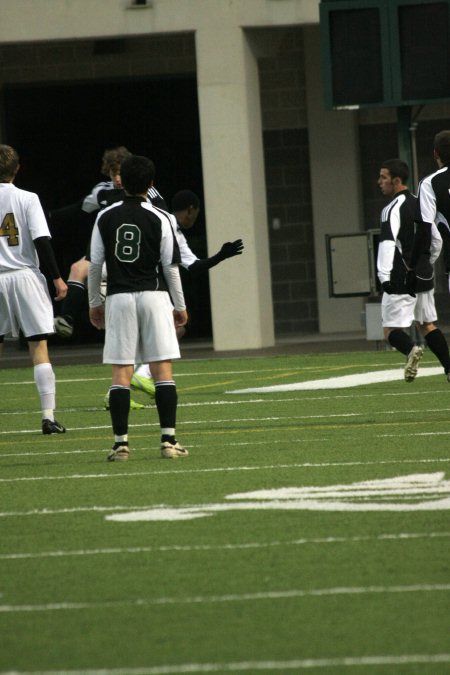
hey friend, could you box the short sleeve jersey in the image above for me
[0,183,50,272]
[90,196,181,296]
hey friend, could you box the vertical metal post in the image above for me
[397,105,413,172]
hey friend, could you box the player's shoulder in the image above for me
[381,192,403,221]
[96,200,123,220]
[3,183,38,202]
[421,166,448,188]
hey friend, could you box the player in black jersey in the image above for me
[88,155,188,461]
[377,158,450,382]
[54,146,166,338]
[412,130,450,283]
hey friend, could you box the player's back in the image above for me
[94,196,179,296]
[0,183,49,272]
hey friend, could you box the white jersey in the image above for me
[153,206,198,269]
[0,183,50,272]
[82,182,165,213]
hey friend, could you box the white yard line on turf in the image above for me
[0,457,449,486]
[1,653,450,673]
[1,531,449,560]
[3,404,450,435]
[1,584,450,614]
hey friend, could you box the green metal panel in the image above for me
[320,0,450,110]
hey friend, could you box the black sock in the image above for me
[59,281,87,323]
[109,386,130,436]
[155,381,177,429]
[425,328,450,373]
[161,434,177,445]
[387,329,414,356]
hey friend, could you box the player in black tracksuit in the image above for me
[413,130,450,278]
[377,158,450,382]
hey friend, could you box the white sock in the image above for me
[34,363,56,419]
[135,363,151,378]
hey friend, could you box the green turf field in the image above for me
[1,349,449,674]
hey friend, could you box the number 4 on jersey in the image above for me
[0,213,19,246]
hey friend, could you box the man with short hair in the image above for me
[0,144,67,433]
[377,158,450,382]
[88,154,188,460]
[54,146,166,338]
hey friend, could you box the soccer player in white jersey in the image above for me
[88,155,188,461]
[0,145,68,433]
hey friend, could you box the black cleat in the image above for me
[42,419,66,435]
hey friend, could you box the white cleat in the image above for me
[161,441,189,459]
[404,345,423,382]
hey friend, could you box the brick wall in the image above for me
[0,34,196,84]
[257,27,318,335]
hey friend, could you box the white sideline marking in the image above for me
[2,654,450,674]
[228,367,443,393]
[3,403,450,437]
[3,432,450,458]
[1,531,449,560]
[4,387,450,420]
[1,457,449,487]
[1,584,449,614]
[0,362,417,387]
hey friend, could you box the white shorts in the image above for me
[0,268,55,338]
[382,289,437,328]
[103,290,180,365]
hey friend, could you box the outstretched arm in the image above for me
[188,239,244,276]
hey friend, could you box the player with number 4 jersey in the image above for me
[0,144,67,434]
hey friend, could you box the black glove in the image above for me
[381,281,394,294]
[219,239,244,259]
[404,270,417,298]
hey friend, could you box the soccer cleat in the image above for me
[131,399,146,410]
[103,393,145,411]
[131,373,156,399]
[42,419,66,434]
[54,315,74,338]
[404,345,423,382]
[161,441,189,459]
[107,444,130,462]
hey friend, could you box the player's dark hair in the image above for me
[171,190,200,212]
[434,130,450,166]
[0,145,19,182]
[101,146,131,177]
[120,155,155,195]
[381,158,409,183]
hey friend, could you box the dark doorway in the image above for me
[1,76,212,339]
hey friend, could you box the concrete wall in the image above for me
[1,0,449,344]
